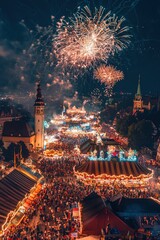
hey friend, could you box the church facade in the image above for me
[133,78,159,114]
[2,120,35,151]
[2,83,45,151]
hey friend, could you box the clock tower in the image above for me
[34,82,44,149]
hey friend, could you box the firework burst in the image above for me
[94,65,124,86]
[54,6,131,69]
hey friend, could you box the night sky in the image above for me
[0,0,160,97]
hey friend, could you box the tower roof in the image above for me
[34,82,44,106]
[135,76,142,99]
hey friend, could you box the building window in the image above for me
[38,120,40,122]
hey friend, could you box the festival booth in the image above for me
[79,192,135,237]
[75,136,153,186]
[66,106,86,117]
[110,196,160,217]
[80,138,132,159]
[109,195,160,237]
[79,192,160,238]
[0,164,43,236]
[64,126,87,138]
[74,159,153,186]
[43,148,64,158]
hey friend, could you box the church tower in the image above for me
[133,76,144,114]
[34,82,44,149]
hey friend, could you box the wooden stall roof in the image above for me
[0,169,36,230]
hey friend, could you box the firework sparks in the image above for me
[94,65,124,86]
[16,5,130,103]
[54,6,131,69]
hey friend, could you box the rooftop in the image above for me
[2,120,34,138]
[0,169,36,230]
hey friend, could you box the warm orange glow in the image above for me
[74,166,154,186]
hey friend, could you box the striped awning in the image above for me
[75,160,152,179]
[0,169,36,230]
[80,139,119,154]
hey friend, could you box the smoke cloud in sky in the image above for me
[0,0,160,100]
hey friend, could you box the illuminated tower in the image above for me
[34,82,44,149]
[133,76,144,114]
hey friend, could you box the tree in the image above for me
[128,120,155,150]
[18,141,29,159]
[5,142,16,162]
[100,107,117,123]
[0,140,6,161]
[116,115,136,137]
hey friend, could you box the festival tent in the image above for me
[80,192,108,235]
[80,192,134,236]
[80,138,119,154]
[75,160,152,179]
[0,169,36,231]
[110,196,160,217]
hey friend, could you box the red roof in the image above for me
[81,192,134,236]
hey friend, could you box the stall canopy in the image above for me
[80,138,119,154]
[81,192,134,236]
[19,164,41,181]
[75,160,152,178]
[110,196,160,217]
[0,169,36,231]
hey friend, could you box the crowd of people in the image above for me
[3,156,160,239]
[46,135,89,156]
[3,159,90,239]
[141,216,160,227]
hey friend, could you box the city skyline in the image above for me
[1,1,160,238]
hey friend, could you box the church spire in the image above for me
[135,75,142,100]
[34,82,44,106]
[137,75,141,96]
[133,75,143,114]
